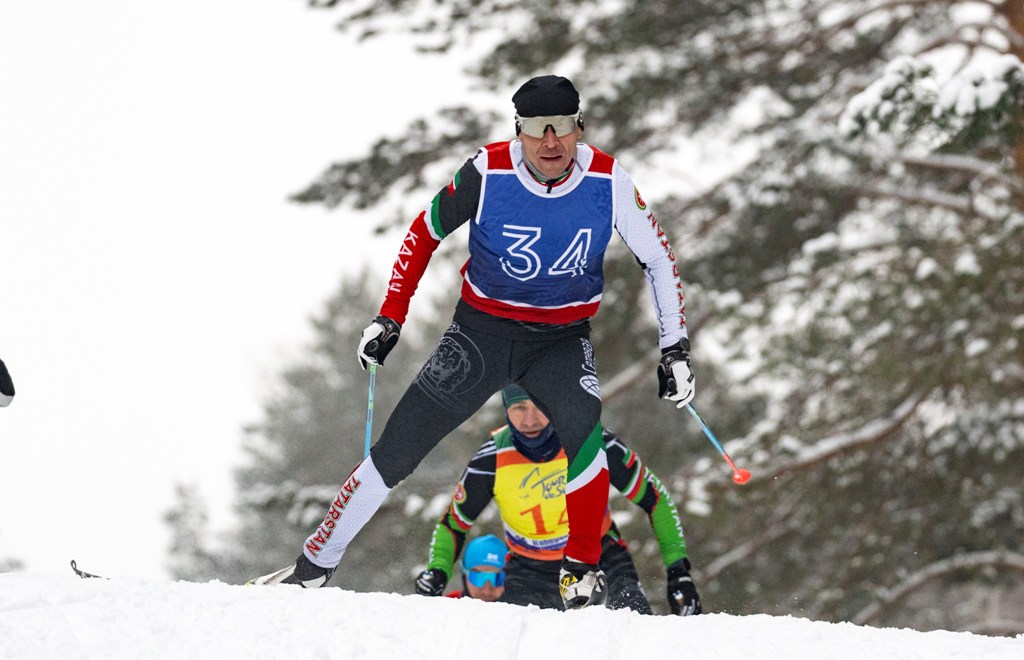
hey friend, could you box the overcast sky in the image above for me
[0,1,465,578]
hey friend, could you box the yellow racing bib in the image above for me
[493,446,569,560]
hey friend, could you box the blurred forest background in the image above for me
[162,0,1023,635]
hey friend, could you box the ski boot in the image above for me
[558,557,607,609]
[246,553,334,588]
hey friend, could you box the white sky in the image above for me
[0,1,457,578]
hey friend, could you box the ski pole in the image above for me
[364,364,377,458]
[685,403,751,484]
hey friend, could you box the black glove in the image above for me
[357,315,402,370]
[0,358,13,407]
[414,568,448,596]
[667,558,702,615]
[657,338,695,408]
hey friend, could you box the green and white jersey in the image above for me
[425,425,689,578]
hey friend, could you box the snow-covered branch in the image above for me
[702,501,798,581]
[831,182,973,214]
[897,152,1024,194]
[819,0,939,40]
[914,15,1016,56]
[601,348,658,402]
[853,549,1024,625]
[600,316,711,403]
[756,393,926,481]
[915,34,1008,57]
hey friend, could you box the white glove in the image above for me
[657,339,695,408]
[357,315,401,370]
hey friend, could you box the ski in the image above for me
[70,559,106,580]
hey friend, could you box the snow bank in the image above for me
[1,573,1021,659]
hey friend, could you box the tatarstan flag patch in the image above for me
[634,187,647,210]
[446,170,462,196]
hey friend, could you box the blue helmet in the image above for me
[462,534,508,571]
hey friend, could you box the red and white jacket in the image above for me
[378,140,687,349]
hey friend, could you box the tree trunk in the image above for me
[1004,0,1024,181]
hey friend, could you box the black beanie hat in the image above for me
[512,75,580,117]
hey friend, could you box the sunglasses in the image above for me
[467,569,506,588]
[515,112,582,138]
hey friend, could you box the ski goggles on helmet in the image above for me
[515,112,582,138]
[466,569,506,588]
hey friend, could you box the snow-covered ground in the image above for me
[1,572,1022,659]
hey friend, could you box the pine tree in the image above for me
[165,483,220,581]
[277,0,1024,629]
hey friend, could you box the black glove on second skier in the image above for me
[657,338,696,408]
[666,558,702,615]
[357,315,402,370]
[414,568,448,597]
[0,358,13,407]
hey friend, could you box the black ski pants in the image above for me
[499,535,653,613]
[370,302,602,488]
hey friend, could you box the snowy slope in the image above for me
[1,572,1021,660]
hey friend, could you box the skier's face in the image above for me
[506,400,551,438]
[519,124,581,180]
[465,565,505,602]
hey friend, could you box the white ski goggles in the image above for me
[515,112,582,138]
